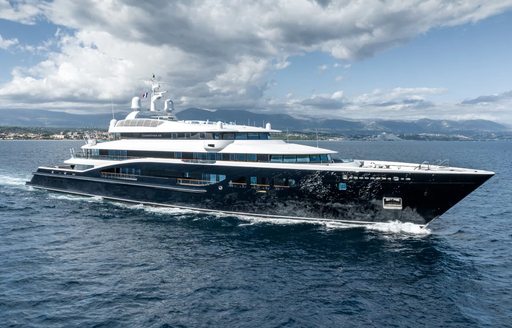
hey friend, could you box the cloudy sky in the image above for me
[1,0,512,124]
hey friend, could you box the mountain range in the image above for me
[0,108,509,136]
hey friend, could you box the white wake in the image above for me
[365,220,431,235]
[0,174,30,187]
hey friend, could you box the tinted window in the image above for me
[247,154,257,162]
[283,155,296,163]
[222,133,235,140]
[309,154,321,163]
[257,154,269,162]
[297,155,310,163]
[271,155,283,162]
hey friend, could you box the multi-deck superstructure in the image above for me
[28,78,494,227]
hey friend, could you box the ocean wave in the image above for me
[107,202,200,217]
[0,174,30,187]
[142,205,200,216]
[48,194,103,203]
[235,215,430,235]
[365,220,431,235]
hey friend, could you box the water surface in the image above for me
[0,140,510,327]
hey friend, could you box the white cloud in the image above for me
[206,57,269,95]
[0,34,19,49]
[0,0,511,123]
[355,87,445,106]
[0,0,44,24]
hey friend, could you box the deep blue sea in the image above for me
[0,140,511,327]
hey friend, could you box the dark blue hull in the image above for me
[28,161,493,226]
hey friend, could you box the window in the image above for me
[283,155,296,163]
[235,133,247,140]
[383,197,402,210]
[257,154,269,162]
[193,153,207,160]
[222,133,235,140]
[108,149,127,158]
[247,154,257,162]
[201,173,226,183]
[229,176,247,188]
[270,155,283,162]
[247,133,259,140]
[309,154,321,163]
[296,155,310,163]
[234,153,247,161]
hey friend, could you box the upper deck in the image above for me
[109,111,281,135]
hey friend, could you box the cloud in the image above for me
[354,87,444,109]
[0,0,45,24]
[0,0,511,122]
[0,34,19,49]
[295,90,346,110]
[461,90,512,105]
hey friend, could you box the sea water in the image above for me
[0,140,510,327]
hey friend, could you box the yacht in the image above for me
[28,78,494,227]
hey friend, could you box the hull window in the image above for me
[229,177,247,188]
[383,197,402,210]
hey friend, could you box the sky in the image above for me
[1,0,512,124]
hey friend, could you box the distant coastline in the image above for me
[1,126,511,141]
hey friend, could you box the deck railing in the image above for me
[176,178,213,186]
[100,172,138,180]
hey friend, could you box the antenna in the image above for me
[110,95,115,119]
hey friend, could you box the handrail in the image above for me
[177,178,213,186]
[100,172,138,180]
[417,161,430,170]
